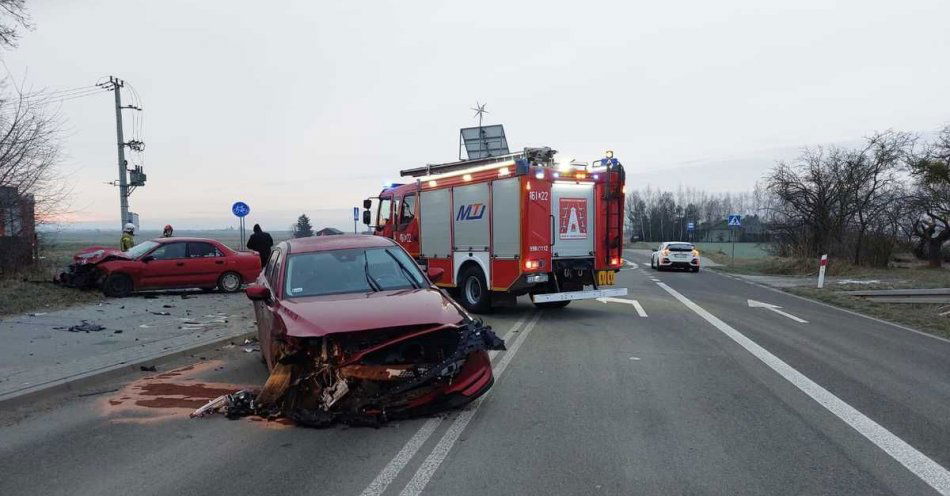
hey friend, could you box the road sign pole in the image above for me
[817,254,828,288]
[731,228,736,266]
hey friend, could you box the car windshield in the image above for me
[284,246,427,298]
[667,243,694,252]
[127,241,159,259]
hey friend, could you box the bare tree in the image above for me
[0,0,30,49]
[0,85,66,224]
[907,125,950,267]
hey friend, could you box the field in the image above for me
[0,229,292,316]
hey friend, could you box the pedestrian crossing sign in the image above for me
[728,214,741,227]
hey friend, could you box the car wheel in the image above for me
[458,265,491,313]
[650,258,656,270]
[691,267,700,273]
[102,273,133,297]
[218,271,243,293]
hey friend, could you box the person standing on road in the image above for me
[246,224,274,268]
[120,223,136,251]
[162,224,174,237]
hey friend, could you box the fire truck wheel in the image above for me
[102,273,133,298]
[458,265,491,313]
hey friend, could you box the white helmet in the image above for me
[123,223,135,233]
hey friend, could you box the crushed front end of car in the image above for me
[55,247,128,289]
[199,318,505,427]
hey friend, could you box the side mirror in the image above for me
[362,210,372,226]
[426,267,444,283]
[245,284,271,302]
[363,199,372,209]
[141,255,155,263]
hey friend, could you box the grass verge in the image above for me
[787,286,950,340]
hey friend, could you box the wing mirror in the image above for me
[362,199,372,209]
[245,284,272,302]
[426,267,444,283]
[362,210,372,226]
[141,255,155,263]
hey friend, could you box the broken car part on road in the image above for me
[191,319,505,427]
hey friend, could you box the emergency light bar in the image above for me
[401,147,557,178]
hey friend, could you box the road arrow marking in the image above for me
[598,297,648,317]
[748,299,808,323]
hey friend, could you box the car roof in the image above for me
[152,237,222,243]
[285,234,396,254]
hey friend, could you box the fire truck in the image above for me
[362,146,627,313]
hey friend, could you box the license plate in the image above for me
[597,270,615,286]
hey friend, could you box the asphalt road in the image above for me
[1,252,949,495]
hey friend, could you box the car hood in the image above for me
[277,287,465,337]
[71,246,131,265]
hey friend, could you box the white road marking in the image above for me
[747,299,808,323]
[597,297,648,317]
[631,300,647,318]
[398,312,544,496]
[358,418,441,496]
[624,260,639,269]
[656,281,950,495]
[357,312,532,496]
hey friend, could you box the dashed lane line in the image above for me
[397,311,545,496]
[357,311,535,496]
[655,280,950,495]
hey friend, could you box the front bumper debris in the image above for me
[191,319,505,427]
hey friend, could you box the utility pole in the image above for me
[111,76,128,230]
[100,76,145,231]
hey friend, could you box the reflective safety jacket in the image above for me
[120,233,135,251]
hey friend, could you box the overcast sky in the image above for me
[4,0,949,230]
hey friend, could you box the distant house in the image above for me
[315,227,344,236]
[0,186,36,273]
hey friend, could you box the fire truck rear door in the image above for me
[551,182,595,258]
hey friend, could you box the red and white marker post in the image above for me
[817,254,828,288]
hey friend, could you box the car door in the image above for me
[139,242,188,288]
[256,248,282,368]
[186,241,225,287]
[394,193,420,255]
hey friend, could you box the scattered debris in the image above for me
[180,294,191,300]
[191,319,505,427]
[144,294,159,299]
[140,365,157,372]
[162,304,175,308]
[242,337,261,353]
[56,321,106,333]
[114,330,124,334]
[28,312,47,317]
[150,311,171,316]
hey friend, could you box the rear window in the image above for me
[667,243,694,252]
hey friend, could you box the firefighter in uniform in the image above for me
[120,223,136,251]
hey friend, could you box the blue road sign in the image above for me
[232,201,250,218]
[728,214,741,227]
[687,221,695,231]
[353,206,360,221]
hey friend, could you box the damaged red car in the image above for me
[58,237,261,297]
[245,235,504,426]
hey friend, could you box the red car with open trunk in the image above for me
[244,234,505,426]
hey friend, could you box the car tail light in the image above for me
[524,260,540,270]
[611,258,620,265]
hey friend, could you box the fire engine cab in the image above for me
[363,146,627,313]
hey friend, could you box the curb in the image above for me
[0,330,255,410]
